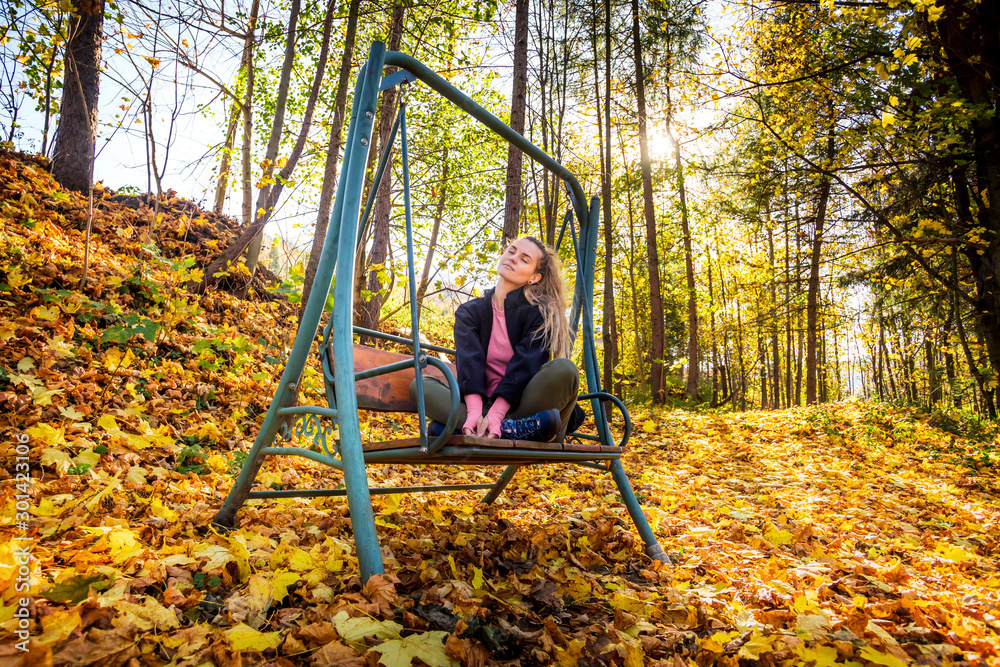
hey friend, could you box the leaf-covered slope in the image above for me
[1,151,999,666]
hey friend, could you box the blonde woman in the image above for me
[410,236,580,442]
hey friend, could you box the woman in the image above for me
[410,236,580,442]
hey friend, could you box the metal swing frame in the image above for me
[213,42,668,580]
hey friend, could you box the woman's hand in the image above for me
[485,398,509,439]
[462,414,479,435]
[463,415,493,437]
[476,415,495,438]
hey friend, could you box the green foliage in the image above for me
[267,262,304,305]
[928,408,1000,445]
[101,312,161,345]
[175,443,209,475]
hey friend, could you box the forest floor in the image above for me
[1,150,999,666]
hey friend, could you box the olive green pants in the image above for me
[409,357,580,440]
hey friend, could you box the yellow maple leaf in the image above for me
[245,573,274,616]
[37,608,81,645]
[106,527,144,564]
[27,423,65,445]
[763,522,793,546]
[125,465,147,485]
[270,570,302,603]
[84,473,121,511]
[103,346,137,371]
[194,543,236,572]
[224,623,283,651]
[333,610,402,651]
[149,497,178,521]
[737,632,773,660]
[370,630,458,667]
[31,305,59,321]
[41,448,73,473]
[271,542,315,573]
[859,645,908,667]
[936,543,976,563]
[795,644,839,666]
[117,596,179,631]
[7,266,31,288]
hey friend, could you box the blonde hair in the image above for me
[520,236,571,359]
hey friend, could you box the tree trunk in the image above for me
[819,326,828,403]
[631,0,665,402]
[244,0,303,277]
[41,41,60,156]
[882,330,898,401]
[214,2,258,217]
[672,129,698,401]
[768,220,780,409]
[944,304,960,408]
[708,250,718,407]
[617,136,643,399]
[360,0,405,333]
[935,1,1000,391]
[214,104,240,215]
[806,131,836,405]
[758,311,767,409]
[784,168,793,407]
[416,149,448,317]
[795,315,803,405]
[877,312,886,400]
[52,0,103,193]
[300,0,360,317]
[734,277,747,410]
[194,0,333,295]
[926,334,941,408]
[240,0,261,226]
[503,0,529,245]
[955,288,996,417]
[596,0,617,397]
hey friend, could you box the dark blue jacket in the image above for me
[454,286,549,411]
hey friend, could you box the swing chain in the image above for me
[398,77,410,105]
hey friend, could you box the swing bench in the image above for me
[213,42,668,580]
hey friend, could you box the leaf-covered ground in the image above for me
[1,151,999,666]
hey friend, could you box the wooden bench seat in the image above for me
[361,433,619,464]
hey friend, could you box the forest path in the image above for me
[1,148,998,665]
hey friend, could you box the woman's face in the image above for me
[497,238,543,288]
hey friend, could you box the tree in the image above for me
[597,0,618,397]
[359,0,405,334]
[630,0,666,402]
[647,0,704,401]
[213,0,261,216]
[51,0,103,192]
[244,0,303,278]
[300,0,361,316]
[502,0,529,245]
[192,0,335,294]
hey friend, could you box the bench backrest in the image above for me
[353,344,456,412]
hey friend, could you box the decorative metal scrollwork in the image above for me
[277,417,293,443]
[293,414,337,457]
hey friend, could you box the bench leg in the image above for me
[214,385,297,529]
[481,464,520,505]
[609,459,669,562]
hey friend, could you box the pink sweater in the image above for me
[485,299,514,396]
